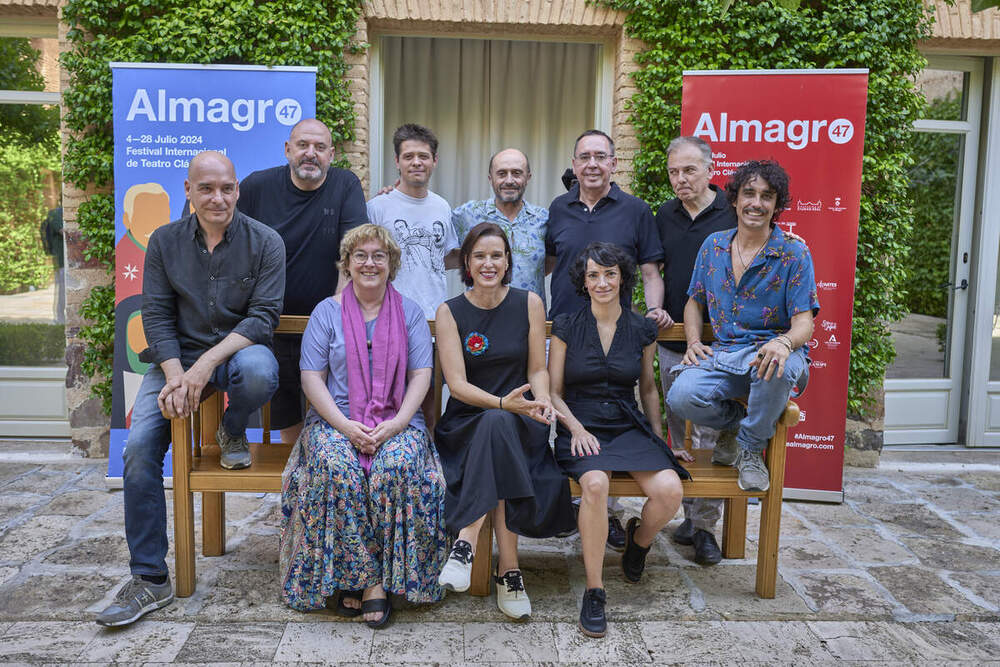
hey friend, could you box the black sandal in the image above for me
[361,596,392,628]
[330,589,363,618]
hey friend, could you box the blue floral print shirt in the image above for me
[687,225,820,351]
[452,198,548,306]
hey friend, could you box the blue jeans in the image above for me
[666,345,808,455]
[123,344,279,577]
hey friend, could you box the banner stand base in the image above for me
[784,487,844,503]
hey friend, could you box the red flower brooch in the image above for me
[464,331,489,356]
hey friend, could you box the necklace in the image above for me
[735,237,767,270]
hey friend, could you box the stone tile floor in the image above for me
[0,441,997,664]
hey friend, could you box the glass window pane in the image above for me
[916,68,967,121]
[990,245,1000,381]
[888,131,963,379]
[0,99,64,367]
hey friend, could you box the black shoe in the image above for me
[692,529,723,566]
[578,587,607,638]
[621,517,651,583]
[607,512,626,552]
[671,518,695,546]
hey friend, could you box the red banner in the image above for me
[681,69,869,499]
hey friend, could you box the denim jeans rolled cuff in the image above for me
[209,344,279,437]
[666,347,808,455]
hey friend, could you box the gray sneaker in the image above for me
[711,429,739,466]
[735,449,770,492]
[95,576,173,627]
[217,424,251,470]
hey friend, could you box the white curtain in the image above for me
[380,36,599,211]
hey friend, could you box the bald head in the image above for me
[488,148,531,206]
[286,118,333,190]
[185,150,239,229]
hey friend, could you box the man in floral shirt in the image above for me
[667,160,819,492]
[452,148,550,306]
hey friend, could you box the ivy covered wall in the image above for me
[60,0,365,454]
[598,0,930,435]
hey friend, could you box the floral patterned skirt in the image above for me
[279,414,448,611]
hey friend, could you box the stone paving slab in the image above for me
[0,444,998,663]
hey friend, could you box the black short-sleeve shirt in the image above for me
[545,182,663,318]
[237,165,367,316]
[655,184,736,351]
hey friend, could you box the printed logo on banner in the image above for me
[824,335,840,349]
[821,320,837,332]
[812,360,828,369]
[808,338,819,349]
[692,113,859,151]
[777,221,798,234]
[817,281,838,292]
[828,196,847,212]
[798,410,806,422]
[125,89,305,131]
[796,200,822,212]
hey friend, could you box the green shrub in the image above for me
[599,0,931,416]
[62,0,366,413]
[904,94,961,318]
[0,322,66,366]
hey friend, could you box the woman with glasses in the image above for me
[279,224,447,628]
[434,222,574,620]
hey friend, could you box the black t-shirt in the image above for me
[237,165,367,316]
[545,182,663,318]
[655,184,736,351]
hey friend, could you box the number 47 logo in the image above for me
[276,98,302,126]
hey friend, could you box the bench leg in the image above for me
[721,497,747,559]
[755,417,790,599]
[469,513,493,597]
[171,415,196,598]
[202,492,226,556]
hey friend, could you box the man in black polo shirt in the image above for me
[546,129,669,550]
[238,118,367,445]
[656,136,737,565]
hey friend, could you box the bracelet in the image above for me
[773,334,793,352]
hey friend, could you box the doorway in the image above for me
[884,56,981,445]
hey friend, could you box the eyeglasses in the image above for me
[351,251,389,265]
[573,152,613,164]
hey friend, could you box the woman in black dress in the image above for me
[549,242,693,638]
[434,222,573,621]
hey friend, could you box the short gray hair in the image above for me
[667,136,712,169]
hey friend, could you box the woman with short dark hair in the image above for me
[549,241,692,638]
[434,222,574,620]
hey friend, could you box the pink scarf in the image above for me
[341,280,409,473]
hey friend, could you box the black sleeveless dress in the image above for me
[434,288,574,538]
[552,307,691,481]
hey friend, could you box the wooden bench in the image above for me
[170,315,797,600]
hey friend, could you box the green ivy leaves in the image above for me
[600,0,932,417]
[63,0,365,414]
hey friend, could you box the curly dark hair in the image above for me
[459,222,513,287]
[724,160,791,224]
[569,242,637,298]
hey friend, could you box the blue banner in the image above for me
[108,63,315,482]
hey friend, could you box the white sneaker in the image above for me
[438,539,473,592]
[495,569,531,620]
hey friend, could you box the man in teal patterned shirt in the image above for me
[452,148,552,306]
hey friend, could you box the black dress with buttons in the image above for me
[552,307,691,481]
[434,288,575,538]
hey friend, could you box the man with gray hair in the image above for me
[655,136,735,566]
